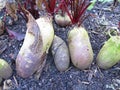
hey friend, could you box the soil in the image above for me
[0,1,120,90]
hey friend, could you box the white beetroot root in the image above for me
[16,10,54,78]
[0,58,12,79]
[54,13,71,27]
[35,16,54,78]
[36,16,54,53]
[51,35,70,72]
[68,26,93,70]
[16,11,43,78]
[97,36,120,69]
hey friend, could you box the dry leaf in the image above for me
[6,1,18,21]
[0,19,4,35]
[7,29,25,41]
[0,0,7,11]
[36,0,43,10]
[0,39,7,54]
[3,79,13,90]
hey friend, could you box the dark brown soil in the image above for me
[0,1,120,90]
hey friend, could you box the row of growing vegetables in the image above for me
[0,0,119,82]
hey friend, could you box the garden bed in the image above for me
[0,1,120,90]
